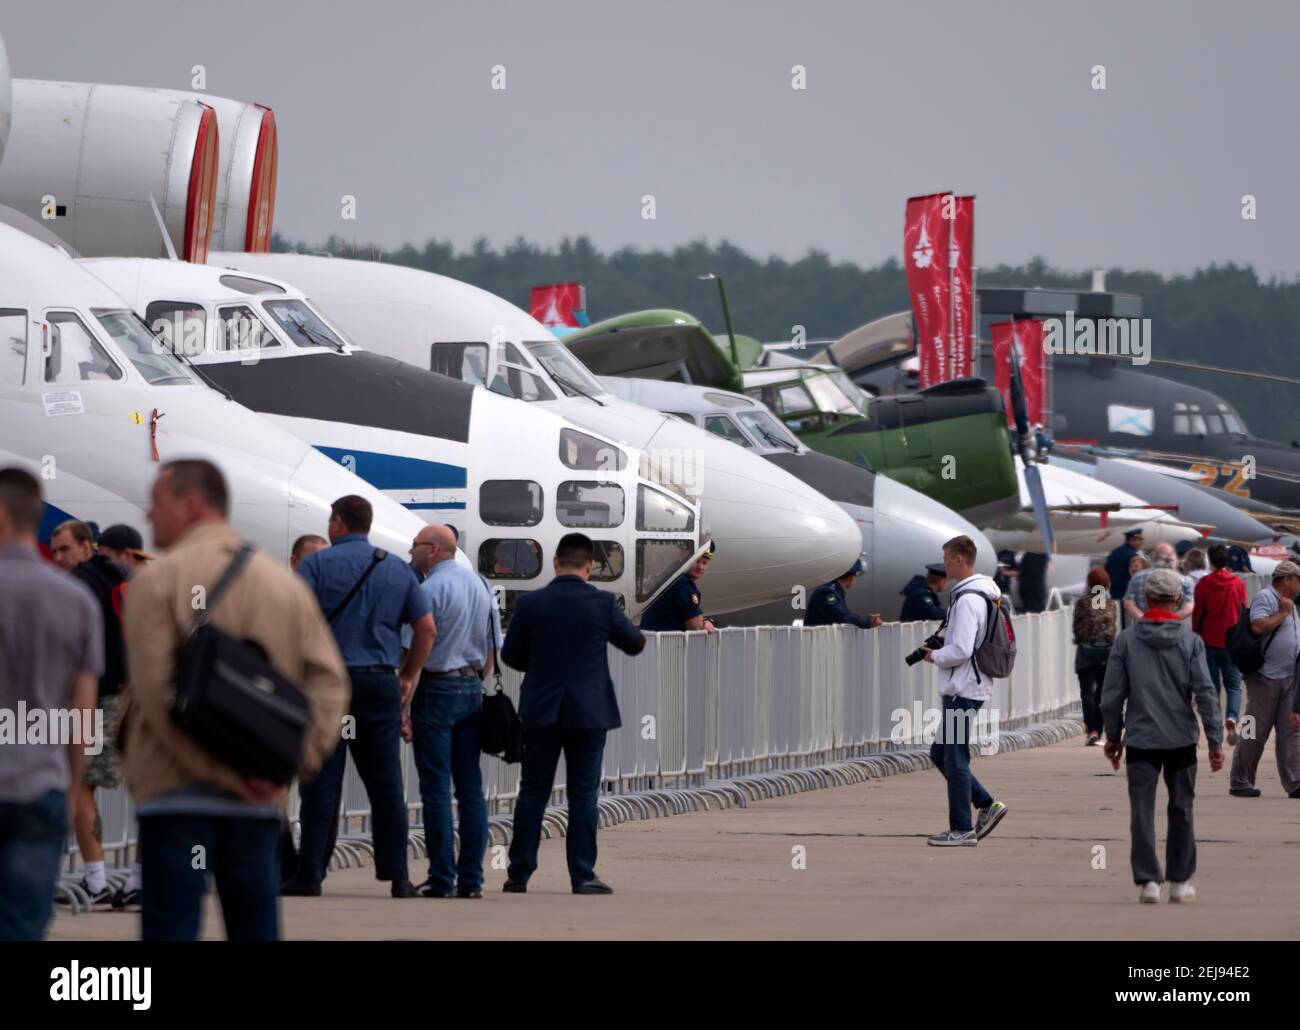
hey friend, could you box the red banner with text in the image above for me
[991,319,1047,428]
[904,194,951,389]
[530,283,587,328]
[948,195,974,381]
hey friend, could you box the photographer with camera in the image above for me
[918,535,1009,847]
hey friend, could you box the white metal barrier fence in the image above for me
[73,606,1083,874]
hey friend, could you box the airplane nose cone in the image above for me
[643,423,861,614]
[289,449,428,557]
[862,475,997,617]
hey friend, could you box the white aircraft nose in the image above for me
[644,421,862,614]
[288,449,428,558]
[866,475,998,605]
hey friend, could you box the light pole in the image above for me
[699,272,739,367]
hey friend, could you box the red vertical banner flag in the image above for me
[903,194,951,389]
[530,283,587,328]
[948,195,974,380]
[991,319,1047,428]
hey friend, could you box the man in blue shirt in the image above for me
[805,558,882,628]
[286,495,434,898]
[1105,529,1144,602]
[639,544,716,632]
[404,523,501,898]
[501,533,646,895]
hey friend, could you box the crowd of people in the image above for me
[3,451,1290,937]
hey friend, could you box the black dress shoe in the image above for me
[457,889,484,899]
[280,880,322,897]
[572,877,613,895]
[502,880,527,893]
[391,879,420,898]
[1289,788,1300,798]
[1230,787,1262,798]
[416,880,453,898]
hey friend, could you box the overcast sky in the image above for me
[5,0,1295,276]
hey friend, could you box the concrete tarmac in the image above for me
[49,733,1300,940]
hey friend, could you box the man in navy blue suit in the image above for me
[501,533,646,895]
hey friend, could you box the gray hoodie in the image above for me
[1100,615,1223,750]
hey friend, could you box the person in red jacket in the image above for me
[1192,544,1248,744]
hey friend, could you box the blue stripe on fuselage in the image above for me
[315,445,468,509]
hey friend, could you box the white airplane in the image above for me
[0,34,10,167]
[590,376,1000,620]
[80,256,707,616]
[0,223,430,560]
[203,251,867,614]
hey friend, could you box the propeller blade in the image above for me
[1007,322,1031,440]
[1024,462,1056,553]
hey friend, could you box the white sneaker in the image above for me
[1168,881,1196,903]
[1138,881,1161,904]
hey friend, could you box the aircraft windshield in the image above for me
[523,340,606,397]
[829,371,870,414]
[92,310,193,386]
[805,372,859,415]
[738,409,800,451]
[263,299,347,350]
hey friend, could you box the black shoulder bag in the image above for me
[326,548,387,623]
[477,579,522,763]
[171,545,311,785]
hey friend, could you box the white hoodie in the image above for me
[930,573,1002,701]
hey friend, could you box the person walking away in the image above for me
[899,563,948,623]
[1101,568,1224,903]
[50,519,128,909]
[286,495,434,898]
[1192,544,1247,745]
[121,460,350,940]
[0,470,101,940]
[1228,561,1300,798]
[1105,529,1144,604]
[501,534,646,894]
[919,535,1009,846]
[805,559,882,628]
[1073,566,1117,746]
[404,524,501,898]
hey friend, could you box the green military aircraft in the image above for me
[561,308,1022,525]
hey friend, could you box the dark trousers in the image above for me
[1204,647,1242,722]
[0,790,66,941]
[410,673,487,893]
[296,669,408,884]
[1126,745,1197,885]
[508,725,605,887]
[930,696,994,832]
[139,814,280,941]
[1078,667,1106,735]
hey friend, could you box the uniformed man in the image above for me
[899,562,948,623]
[639,543,716,633]
[805,559,882,628]
[501,532,646,894]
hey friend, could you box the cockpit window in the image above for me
[806,373,858,415]
[523,340,606,398]
[263,299,345,350]
[431,342,489,385]
[559,428,627,472]
[704,414,752,447]
[219,274,286,295]
[44,311,123,384]
[93,310,193,385]
[829,371,869,414]
[491,365,555,401]
[738,409,800,451]
[146,301,207,359]
[635,539,694,602]
[557,481,625,527]
[636,484,695,533]
[217,304,279,356]
[1219,404,1247,434]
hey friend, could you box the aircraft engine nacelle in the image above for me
[0,80,222,261]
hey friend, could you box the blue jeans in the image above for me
[0,790,67,941]
[139,814,280,941]
[296,669,409,884]
[930,696,994,832]
[508,726,606,887]
[1204,646,1241,722]
[411,673,487,893]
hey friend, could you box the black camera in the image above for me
[904,633,944,666]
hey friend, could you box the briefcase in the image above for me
[171,546,310,785]
[477,577,522,763]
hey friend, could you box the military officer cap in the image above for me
[925,562,946,576]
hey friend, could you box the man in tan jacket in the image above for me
[122,459,349,940]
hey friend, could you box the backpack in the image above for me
[947,588,1018,682]
[1225,602,1281,675]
